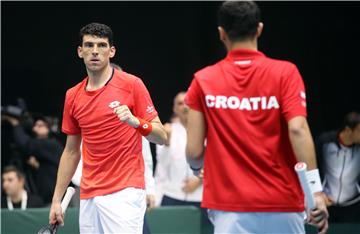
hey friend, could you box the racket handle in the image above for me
[61,187,76,214]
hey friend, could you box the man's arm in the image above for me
[113,106,167,145]
[49,134,81,225]
[288,116,329,234]
[145,116,168,145]
[185,109,206,174]
[288,116,317,169]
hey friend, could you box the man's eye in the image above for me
[84,43,93,47]
[98,43,107,48]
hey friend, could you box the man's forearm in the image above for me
[52,149,80,202]
[288,117,317,170]
[145,121,167,145]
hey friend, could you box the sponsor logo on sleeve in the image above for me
[146,105,155,114]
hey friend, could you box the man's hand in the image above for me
[308,192,329,234]
[27,156,40,170]
[1,115,20,126]
[49,201,64,226]
[182,176,201,193]
[113,105,140,128]
[146,194,156,212]
[163,123,171,146]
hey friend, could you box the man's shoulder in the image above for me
[263,56,298,73]
[111,70,142,90]
[65,79,86,99]
[194,61,222,80]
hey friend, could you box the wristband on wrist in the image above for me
[306,169,323,194]
[190,165,202,176]
[136,118,153,136]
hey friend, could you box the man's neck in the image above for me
[86,65,113,91]
[339,131,353,146]
[227,39,258,52]
[10,189,25,203]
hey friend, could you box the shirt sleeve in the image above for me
[62,90,81,135]
[185,76,203,112]
[280,64,307,122]
[132,78,158,121]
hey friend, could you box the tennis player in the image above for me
[49,22,167,233]
[185,1,328,233]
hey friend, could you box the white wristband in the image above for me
[305,169,323,193]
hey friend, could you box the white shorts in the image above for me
[79,187,146,234]
[208,209,306,234]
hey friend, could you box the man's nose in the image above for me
[92,45,99,54]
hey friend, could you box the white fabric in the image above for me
[7,190,27,210]
[155,122,203,203]
[208,209,305,234]
[142,138,155,195]
[306,169,323,193]
[71,138,155,196]
[79,187,146,234]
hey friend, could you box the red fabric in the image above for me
[185,49,307,212]
[62,69,158,199]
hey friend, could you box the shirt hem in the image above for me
[201,202,305,212]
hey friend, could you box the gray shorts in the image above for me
[208,209,305,234]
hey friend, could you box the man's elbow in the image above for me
[186,144,204,159]
[288,117,308,137]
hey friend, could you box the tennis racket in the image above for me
[37,187,76,234]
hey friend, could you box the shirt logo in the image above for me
[146,105,155,113]
[300,91,306,107]
[205,95,279,111]
[109,101,121,109]
[142,124,149,129]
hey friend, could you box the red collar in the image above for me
[226,49,265,61]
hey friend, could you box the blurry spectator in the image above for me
[2,115,63,204]
[155,92,207,214]
[1,165,44,209]
[316,111,360,222]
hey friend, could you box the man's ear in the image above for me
[77,46,83,58]
[256,22,264,38]
[109,46,116,58]
[218,26,227,43]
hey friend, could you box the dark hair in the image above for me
[79,22,114,46]
[342,111,360,130]
[218,1,261,42]
[2,165,25,180]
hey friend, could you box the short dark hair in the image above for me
[218,1,261,42]
[2,165,25,180]
[79,22,114,46]
[342,111,360,130]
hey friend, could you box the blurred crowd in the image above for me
[1,96,359,224]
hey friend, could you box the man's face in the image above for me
[350,124,360,144]
[78,35,115,72]
[173,93,188,122]
[33,119,49,138]
[2,172,24,197]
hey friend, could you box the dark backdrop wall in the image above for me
[2,1,360,141]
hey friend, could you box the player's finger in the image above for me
[318,220,329,234]
[56,212,64,225]
[119,114,130,122]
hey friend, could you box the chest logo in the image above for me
[109,101,121,109]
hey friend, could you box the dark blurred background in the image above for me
[2,1,360,143]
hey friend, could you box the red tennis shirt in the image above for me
[62,69,158,199]
[186,49,307,212]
